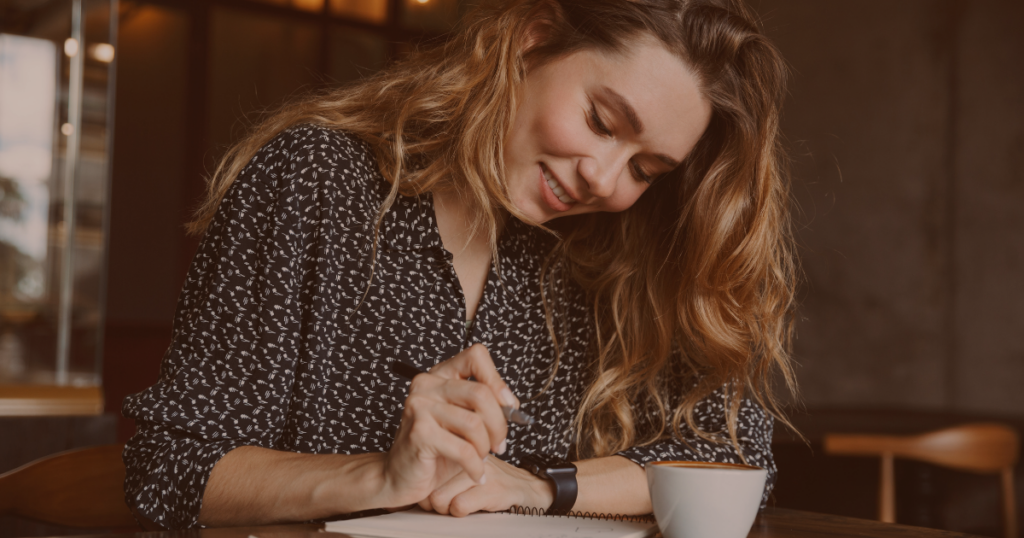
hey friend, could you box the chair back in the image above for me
[824,422,1019,538]
[0,443,138,528]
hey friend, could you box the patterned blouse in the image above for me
[122,125,776,529]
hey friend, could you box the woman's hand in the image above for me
[380,344,520,508]
[417,457,554,517]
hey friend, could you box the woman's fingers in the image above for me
[448,485,496,518]
[393,395,485,479]
[429,429,486,483]
[432,344,520,410]
[440,380,508,453]
[410,368,509,454]
[426,470,479,516]
[388,344,521,500]
[427,456,524,517]
[403,393,491,465]
[429,400,494,459]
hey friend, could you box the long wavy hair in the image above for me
[188,0,798,460]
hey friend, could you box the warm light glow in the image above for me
[415,0,429,3]
[329,0,388,25]
[291,0,325,12]
[88,43,115,63]
[63,38,79,57]
[61,123,74,136]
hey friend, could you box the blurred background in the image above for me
[0,0,1021,536]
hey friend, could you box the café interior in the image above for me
[0,0,1021,537]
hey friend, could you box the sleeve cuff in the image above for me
[124,426,253,530]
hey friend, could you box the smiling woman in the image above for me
[121,0,797,530]
[504,39,711,221]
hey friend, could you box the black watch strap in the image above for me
[520,454,578,515]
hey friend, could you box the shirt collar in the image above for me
[376,176,555,301]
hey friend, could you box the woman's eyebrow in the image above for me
[599,86,681,169]
[599,86,644,135]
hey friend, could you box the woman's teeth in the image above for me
[544,170,575,205]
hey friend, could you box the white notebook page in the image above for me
[324,508,658,538]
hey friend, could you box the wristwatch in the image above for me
[519,453,578,515]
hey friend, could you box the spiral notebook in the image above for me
[324,507,658,538]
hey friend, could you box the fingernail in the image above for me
[483,454,491,463]
[479,474,487,485]
[497,439,507,455]
[500,387,516,407]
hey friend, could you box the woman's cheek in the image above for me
[534,109,585,156]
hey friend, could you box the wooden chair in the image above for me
[0,443,138,528]
[824,423,1019,538]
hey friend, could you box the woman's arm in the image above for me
[574,455,650,514]
[196,344,518,526]
[199,448,388,526]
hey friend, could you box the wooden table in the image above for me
[46,508,981,538]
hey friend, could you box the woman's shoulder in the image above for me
[241,124,387,205]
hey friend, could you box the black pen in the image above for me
[390,361,535,426]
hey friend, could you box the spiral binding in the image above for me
[502,506,656,523]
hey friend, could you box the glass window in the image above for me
[0,34,58,383]
[0,0,117,396]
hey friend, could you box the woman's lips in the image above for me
[539,164,575,212]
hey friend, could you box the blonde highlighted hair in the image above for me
[189,0,798,459]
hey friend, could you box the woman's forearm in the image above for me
[198,446,390,527]
[573,456,650,515]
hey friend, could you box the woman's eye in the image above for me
[631,161,654,184]
[589,104,612,136]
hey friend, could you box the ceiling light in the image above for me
[88,43,115,63]
[64,38,79,57]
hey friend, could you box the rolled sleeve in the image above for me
[615,386,777,508]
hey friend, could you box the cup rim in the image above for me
[647,460,764,472]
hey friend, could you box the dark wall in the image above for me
[952,2,1024,415]
[104,6,191,441]
[107,6,189,327]
[754,0,1024,415]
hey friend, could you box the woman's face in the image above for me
[504,38,712,224]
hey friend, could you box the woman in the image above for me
[123,0,797,529]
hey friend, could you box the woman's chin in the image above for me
[508,198,550,226]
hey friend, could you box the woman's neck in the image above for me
[432,189,507,321]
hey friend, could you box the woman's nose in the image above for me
[577,150,629,200]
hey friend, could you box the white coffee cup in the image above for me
[645,461,767,538]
